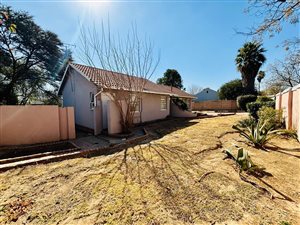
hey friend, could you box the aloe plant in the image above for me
[225,147,255,171]
[233,120,277,148]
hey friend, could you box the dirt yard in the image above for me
[0,115,299,225]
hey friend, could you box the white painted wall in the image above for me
[62,68,98,130]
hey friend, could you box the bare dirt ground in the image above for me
[0,115,299,225]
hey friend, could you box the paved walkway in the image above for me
[70,127,146,149]
[70,136,109,149]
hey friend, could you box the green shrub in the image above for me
[237,116,257,128]
[256,96,273,103]
[246,102,262,119]
[246,100,276,120]
[263,100,275,108]
[258,106,283,130]
[218,79,244,100]
[237,95,257,111]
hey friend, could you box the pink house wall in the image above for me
[107,100,123,134]
[0,106,75,146]
[106,93,196,134]
[141,94,170,122]
[106,93,171,134]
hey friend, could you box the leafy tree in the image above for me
[0,6,63,105]
[157,69,183,89]
[257,71,265,92]
[218,79,244,100]
[235,42,266,94]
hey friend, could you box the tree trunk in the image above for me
[1,83,18,105]
[241,73,256,95]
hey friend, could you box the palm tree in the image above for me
[257,70,265,92]
[235,42,266,94]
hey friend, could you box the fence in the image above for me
[192,100,238,111]
[275,85,300,140]
[0,105,76,146]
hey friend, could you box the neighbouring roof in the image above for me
[59,63,195,99]
[197,88,217,94]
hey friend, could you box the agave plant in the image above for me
[224,147,255,171]
[233,120,277,148]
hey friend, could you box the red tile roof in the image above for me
[64,63,195,98]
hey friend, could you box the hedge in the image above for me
[237,95,257,111]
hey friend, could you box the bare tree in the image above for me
[242,0,300,38]
[266,51,300,92]
[188,85,202,95]
[78,22,159,133]
[257,70,265,92]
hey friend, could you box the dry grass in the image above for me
[0,115,299,225]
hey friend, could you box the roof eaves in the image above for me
[58,64,70,95]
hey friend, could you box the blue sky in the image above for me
[2,0,299,90]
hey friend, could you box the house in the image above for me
[195,88,219,102]
[58,63,196,134]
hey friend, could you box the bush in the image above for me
[246,102,262,119]
[263,100,275,108]
[258,106,283,129]
[237,95,257,111]
[237,116,257,128]
[218,79,244,100]
[246,100,276,120]
[256,96,273,103]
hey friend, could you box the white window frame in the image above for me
[160,96,167,111]
[89,92,95,110]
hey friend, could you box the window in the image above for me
[130,94,141,112]
[160,96,167,110]
[90,92,95,110]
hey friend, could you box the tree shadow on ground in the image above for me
[144,118,199,139]
[93,142,207,223]
[90,141,260,224]
[265,145,300,159]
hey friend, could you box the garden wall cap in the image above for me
[282,87,292,94]
[292,84,300,91]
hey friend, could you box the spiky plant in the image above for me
[235,42,266,94]
[224,147,255,171]
[233,120,275,148]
